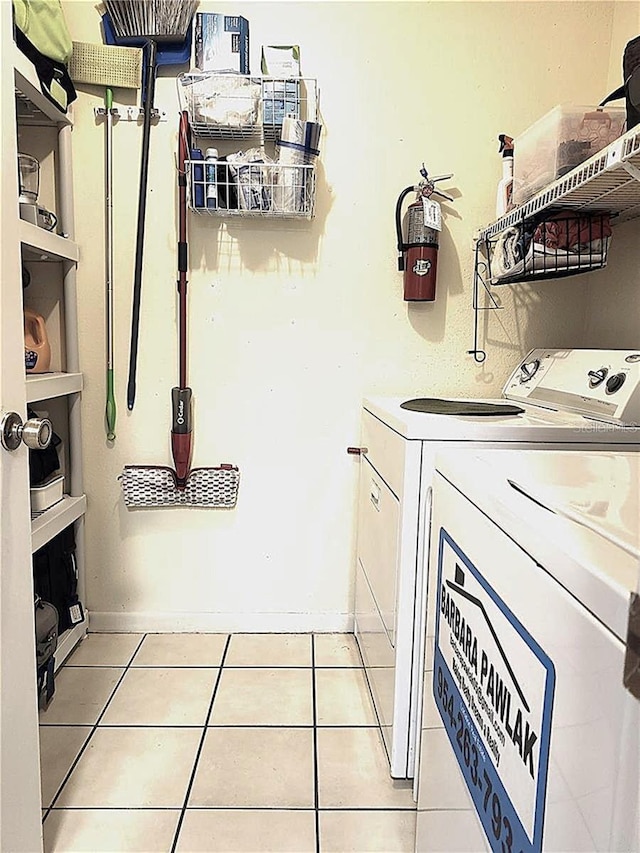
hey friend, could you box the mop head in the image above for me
[120,465,239,508]
[68,42,143,88]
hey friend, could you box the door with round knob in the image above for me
[1,412,52,452]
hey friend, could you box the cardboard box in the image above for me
[261,45,300,77]
[262,79,300,126]
[193,13,249,74]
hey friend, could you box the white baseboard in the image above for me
[88,610,354,634]
[54,618,89,670]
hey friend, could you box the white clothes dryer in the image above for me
[414,449,639,852]
[354,348,640,779]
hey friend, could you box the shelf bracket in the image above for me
[468,237,502,364]
[621,161,640,184]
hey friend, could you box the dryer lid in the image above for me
[506,453,639,559]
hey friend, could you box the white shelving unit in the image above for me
[479,123,640,240]
[26,372,83,403]
[19,219,79,263]
[32,495,87,553]
[469,123,640,362]
[13,42,88,666]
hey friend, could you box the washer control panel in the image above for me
[518,359,541,383]
[588,368,608,388]
[504,349,640,424]
[606,372,626,394]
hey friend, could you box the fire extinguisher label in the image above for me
[413,258,432,277]
[423,198,442,231]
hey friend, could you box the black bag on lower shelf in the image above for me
[33,525,84,634]
[35,595,58,709]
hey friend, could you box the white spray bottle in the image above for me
[495,134,514,218]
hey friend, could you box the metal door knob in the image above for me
[1,412,52,452]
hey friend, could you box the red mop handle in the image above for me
[171,112,193,488]
[177,110,190,388]
[171,387,192,487]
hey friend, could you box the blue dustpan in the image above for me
[102,13,192,100]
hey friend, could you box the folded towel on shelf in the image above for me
[491,236,606,282]
[491,212,610,282]
[490,224,533,280]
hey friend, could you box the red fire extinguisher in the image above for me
[395,166,454,301]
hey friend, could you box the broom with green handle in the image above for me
[104,85,116,440]
[67,42,142,441]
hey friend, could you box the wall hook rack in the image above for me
[94,106,167,124]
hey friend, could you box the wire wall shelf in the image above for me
[178,73,319,141]
[484,211,611,286]
[187,160,316,218]
[479,123,640,240]
[470,123,640,363]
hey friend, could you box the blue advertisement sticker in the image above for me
[433,528,555,853]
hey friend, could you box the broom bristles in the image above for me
[103,0,198,40]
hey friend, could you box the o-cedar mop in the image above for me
[120,111,240,508]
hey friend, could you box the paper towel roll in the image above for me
[276,117,322,214]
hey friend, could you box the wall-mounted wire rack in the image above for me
[187,159,316,219]
[177,72,319,141]
[483,211,611,286]
[468,122,640,362]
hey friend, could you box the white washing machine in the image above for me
[354,348,640,779]
[415,449,639,852]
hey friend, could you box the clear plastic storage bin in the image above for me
[513,104,626,205]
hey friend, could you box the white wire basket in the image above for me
[187,158,316,218]
[178,73,319,140]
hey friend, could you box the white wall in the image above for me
[583,1,640,347]
[61,1,616,632]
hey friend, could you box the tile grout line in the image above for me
[43,633,148,821]
[169,633,231,853]
[312,634,321,853]
[43,805,416,811]
[64,664,342,669]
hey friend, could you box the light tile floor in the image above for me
[40,632,416,852]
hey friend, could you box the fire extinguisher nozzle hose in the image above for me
[396,185,416,253]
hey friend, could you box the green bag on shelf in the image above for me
[12,0,76,111]
[13,0,72,64]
